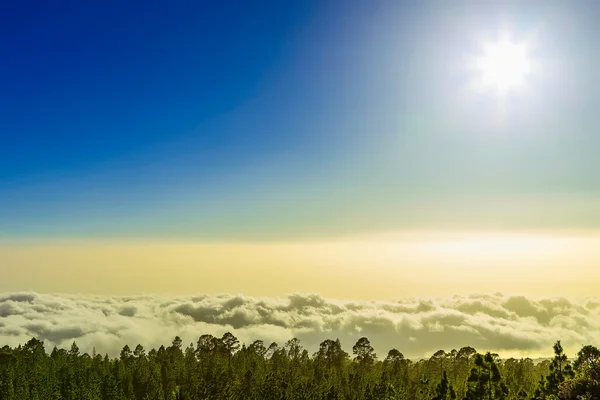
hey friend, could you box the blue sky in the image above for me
[1,1,322,177]
[1,0,599,239]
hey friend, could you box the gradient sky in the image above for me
[1,1,599,296]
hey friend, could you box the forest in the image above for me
[1,334,599,400]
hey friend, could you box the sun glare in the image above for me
[472,37,533,94]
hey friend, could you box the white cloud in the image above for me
[0,292,597,359]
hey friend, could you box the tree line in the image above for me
[1,334,600,399]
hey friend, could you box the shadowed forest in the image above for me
[1,335,600,400]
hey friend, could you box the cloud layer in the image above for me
[0,292,596,359]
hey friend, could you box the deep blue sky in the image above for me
[1,1,325,179]
[1,0,599,239]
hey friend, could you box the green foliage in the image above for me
[353,337,376,366]
[465,352,508,400]
[573,345,600,381]
[533,341,575,399]
[557,378,600,400]
[434,371,456,400]
[0,336,593,400]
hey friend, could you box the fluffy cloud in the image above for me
[0,292,596,359]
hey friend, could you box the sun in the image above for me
[472,38,532,94]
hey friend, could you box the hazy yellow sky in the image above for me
[3,230,599,299]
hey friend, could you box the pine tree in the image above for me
[533,340,575,399]
[0,351,16,400]
[434,371,456,400]
[465,352,508,400]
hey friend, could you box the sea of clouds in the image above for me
[0,292,596,359]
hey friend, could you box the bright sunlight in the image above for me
[474,38,532,93]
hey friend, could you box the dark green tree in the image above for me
[0,350,16,400]
[434,371,456,400]
[465,352,508,400]
[456,346,478,398]
[533,340,575,399]
[221,332,240,368]
[353,337,377,366]
[430,350,447,383]
[557,378,600,400]
[573,345,600,381]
